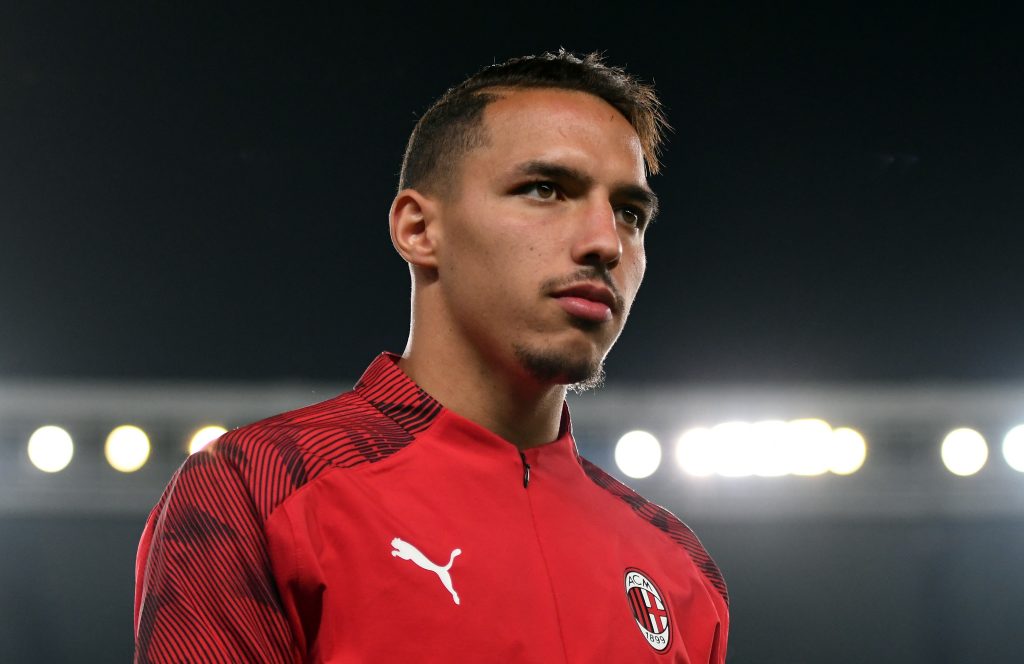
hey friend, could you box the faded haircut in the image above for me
[398,50,670,195]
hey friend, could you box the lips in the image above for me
[551,283,619,322]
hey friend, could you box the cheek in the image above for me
[443,217,533,302]
[623,247,646,294]
[442,215,503,270]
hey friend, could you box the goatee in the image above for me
[513,344,606,393]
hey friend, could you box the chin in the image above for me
[512,343,607,393]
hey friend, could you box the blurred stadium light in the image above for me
[671,419,867,478]
[940,428,988,476]
[189,425,227,454]
[1002,425,1024,472]
[105,425,151,473]
[614,430,662,478]
[2,378,1024,518]
[830,428,867,475]
[27,425,74,473]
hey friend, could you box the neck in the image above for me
[398,334,567,450]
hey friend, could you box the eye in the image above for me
[519,181,560,201]
[616,206,647,229]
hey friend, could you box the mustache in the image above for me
[541,267,625,312]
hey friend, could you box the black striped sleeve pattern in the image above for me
[135,446,298,663]
[581,457,730,607]
[134,353,444,663]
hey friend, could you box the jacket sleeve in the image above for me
[134,446,300,663]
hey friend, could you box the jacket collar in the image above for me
[354,352,578,464]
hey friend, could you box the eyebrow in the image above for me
[515,160,660,221]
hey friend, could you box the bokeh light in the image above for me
[27,425,74,473]
[710,421,756,477]
[675,427,716,477]
[105,425,151,473]
[787,418,833,476]
[189,425,227,454]
[751,420,791,477]
[675,418,866,477]
[614,430,662,479]
[830,427,868,475]
[1002,425,1024,472]
[941,428,988,476]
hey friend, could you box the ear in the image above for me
[389,188,440,269]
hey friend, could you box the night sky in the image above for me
[3,4,1022,384]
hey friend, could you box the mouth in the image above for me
[551,283,620,323]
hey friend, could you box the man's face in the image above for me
[434,88,655,389]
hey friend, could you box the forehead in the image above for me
[473,88,647,182]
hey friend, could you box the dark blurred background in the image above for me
[1,3,1022,662]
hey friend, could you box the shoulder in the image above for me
[580,456,730,608]
[192,387,425,521]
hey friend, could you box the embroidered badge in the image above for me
[624,568,672,652]
[391,537,462,605]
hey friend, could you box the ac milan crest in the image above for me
[624,568,672,652]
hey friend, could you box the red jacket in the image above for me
[135,353,729,662]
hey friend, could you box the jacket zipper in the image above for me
[519,452,531,488]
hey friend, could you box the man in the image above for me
[134,51,729,663]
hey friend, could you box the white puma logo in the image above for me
[390,537,462,605]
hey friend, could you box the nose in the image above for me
[571,198,622,268]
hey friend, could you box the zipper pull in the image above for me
[519,452,531,488]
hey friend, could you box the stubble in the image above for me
[513,342,607,394]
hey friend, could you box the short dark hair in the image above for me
[398,50,670,195]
